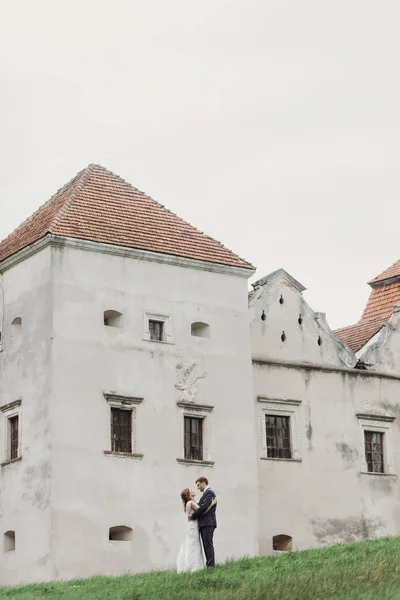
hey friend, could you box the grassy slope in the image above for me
[2,537,400,600]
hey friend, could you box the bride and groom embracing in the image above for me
[177,476,217,573]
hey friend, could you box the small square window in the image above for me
[184,416,203,461]
[265,415,292,459]
[149,320,164,342]
[364,431,384,473]
[111,408,132,453]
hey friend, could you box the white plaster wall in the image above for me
[253,363,400,554]
[361,309,400,375]
[250,272,400,555]
[0,248,54,585]
[50,245,258,580]
[250,274,353,368]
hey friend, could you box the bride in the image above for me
[177,487,217,573]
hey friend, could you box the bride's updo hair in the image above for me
[180,488,191,512]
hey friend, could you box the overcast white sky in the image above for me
[1,0,399,329]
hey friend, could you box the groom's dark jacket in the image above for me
[191,487,217,528]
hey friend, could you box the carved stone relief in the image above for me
[175,361,206,403]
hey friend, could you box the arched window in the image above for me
[109,526,133,541]
[272,534,292,552]
[11,317,22,327]
[104,310,123,328]
[4,530,15,552]
[191,322,210,338]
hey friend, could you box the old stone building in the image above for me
[1,164,400,585]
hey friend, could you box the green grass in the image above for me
[2,537,400,600]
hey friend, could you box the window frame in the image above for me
[149,319,164,342]
[364,430,384,474]
[143,312,174,344]
[103,393,143,459]
[176,401,214,467]
[9,415,19,461]
[0,399,22,466]
[357,414,395,475]
[258,397,301,461]
[184,415,204,461]
[265,414,292,459]
[111,407,132,454]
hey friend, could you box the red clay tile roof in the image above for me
[361,283,400,321]
[334,317,387,353]
[335,280,400,353]
[369,260,400,284]
[0,164,254,270]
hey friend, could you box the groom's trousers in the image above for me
[200,526,216,567]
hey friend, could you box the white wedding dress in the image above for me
[176,501,205,573]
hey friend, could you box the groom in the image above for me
[189,476,217,567]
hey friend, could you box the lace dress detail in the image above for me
[176,501,205,573]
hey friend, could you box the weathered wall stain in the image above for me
[336,442,358,463]
[310,515,384,545]
[305,405,313,449]
[367,474,395,494]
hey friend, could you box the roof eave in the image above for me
[0,234,256,279]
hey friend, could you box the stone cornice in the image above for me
[257,396,301,406]
[103,393,143,406]
[176,401,214,412]
[356,413,396,422]
[0,234,255,279]
[0,399,21,413]
[253,358,400,382]
[0,236,51,272]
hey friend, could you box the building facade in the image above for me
[1,165,400,585]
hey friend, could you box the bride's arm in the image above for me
[204,497,217,513]
[190,501,199,510]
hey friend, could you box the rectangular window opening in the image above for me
[149,320,164,342]
[364,430,384,473]
[111,408,132,453]
[184,416,203,461]
[9,416,19,460]
[265,415,292,459]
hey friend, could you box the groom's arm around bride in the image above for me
[189,477,217,568]
[189,487,216,523]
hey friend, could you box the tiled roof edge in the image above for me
[86,164,255,269]
[0,234,255,278]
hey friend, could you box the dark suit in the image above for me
[191,487,217,567]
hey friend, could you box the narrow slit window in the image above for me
[184,416,203,461]
[9,416,19,460]
[364,431,384,473]
[111,408,132,453]
[266,415,291,459]
[149,320,164,342]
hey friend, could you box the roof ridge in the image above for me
[87,164,254,268]
[0,168,86,246]
[50,164,95,232]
